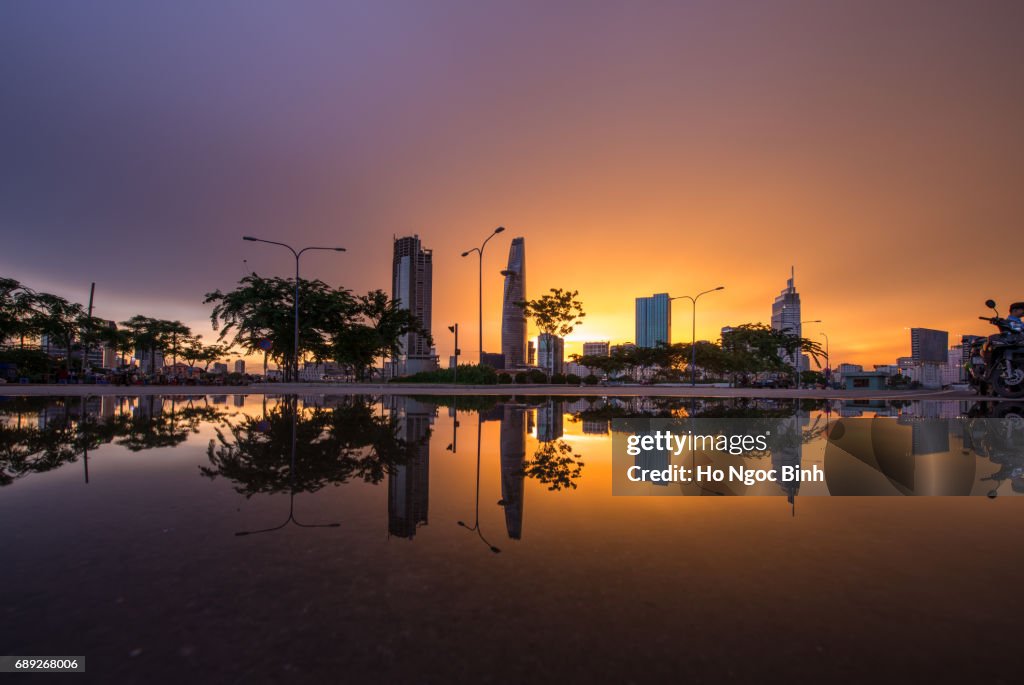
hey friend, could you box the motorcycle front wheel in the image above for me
[991,359,1024,398]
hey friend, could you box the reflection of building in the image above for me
[771,267,803,369]
[635,293,671,348]
[582,419,609,435]
[537,401,564,441]
[499,405,526,539]
[392,235,436,376]
[501,238,527,369]
[388,397,433,539]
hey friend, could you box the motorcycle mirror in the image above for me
[985,299,997,309]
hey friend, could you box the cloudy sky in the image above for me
[2,0,1023,366]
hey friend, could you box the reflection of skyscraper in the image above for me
[635,293,671,348]
[388,397,432,539]
[771,266,802,368]
[501,238,527,369]
[537,400,564,441]
[499,404,526,540]
[392,235,435,375]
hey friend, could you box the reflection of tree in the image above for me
[0,396,231,486]
[201,397,424,497]
[522,439,584,491]
[114,398,224,451]
[0,419,80,486]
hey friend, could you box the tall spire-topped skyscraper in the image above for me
[771,266,802,368]
[501,237,527,369]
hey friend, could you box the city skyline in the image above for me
[3,2,1023,369]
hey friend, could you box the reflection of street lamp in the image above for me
[235,402,340,536]
[456,416,501,554]
[670,287,724,386]
[242,237,346,382]
[461,226,505,363]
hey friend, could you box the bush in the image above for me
[528,369,547,384]
[549,373,567,384]
[565,373,581,385]
[514,371,529,384]
[497,372,513,384]
[398,364,498,385]
[583,374,600,385]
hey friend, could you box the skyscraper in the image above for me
[771,267,802,368]
[392,235,435,375]
[501,237,527,369]
[635,293,671,348]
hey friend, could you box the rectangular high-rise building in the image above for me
[392,235,435,375]
[501,237,527,368]
[635,294,671,348]
[537,333,564,376]
[771,267,802,368]
[582,341,610,357]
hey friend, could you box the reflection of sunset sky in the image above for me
[2,3,1023,368]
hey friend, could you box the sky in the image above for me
[2,0,1023,368]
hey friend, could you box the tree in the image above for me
[516,288,585,337]
[0,278,39,348]
[31,293,87,372]
[206,274,352,381]
[719,324,825,384]
[119,316,185,374]
[331,290,429,381]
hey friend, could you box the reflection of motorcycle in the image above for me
[963,408,1024,496]
[965,299,1024,398]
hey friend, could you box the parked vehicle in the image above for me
[965,299,1024,398]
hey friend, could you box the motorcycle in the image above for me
[965,299,1024,398]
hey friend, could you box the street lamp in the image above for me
[820,332,830,388]
[461,226,505,364]
[242,237,346,382]
[670,286,725,387]
[798,320,822,389]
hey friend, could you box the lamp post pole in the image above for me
[449,323,459,385]
[461,227,505,364]
[797,319,821,389]
[820,332,830,388]
[671,287,725,387]
[243,237,346,382]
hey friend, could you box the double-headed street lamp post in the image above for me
[461,226,505,364]
[671,287,725,387]
[242,237,346,382]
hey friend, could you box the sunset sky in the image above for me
[2,1,1023,368]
